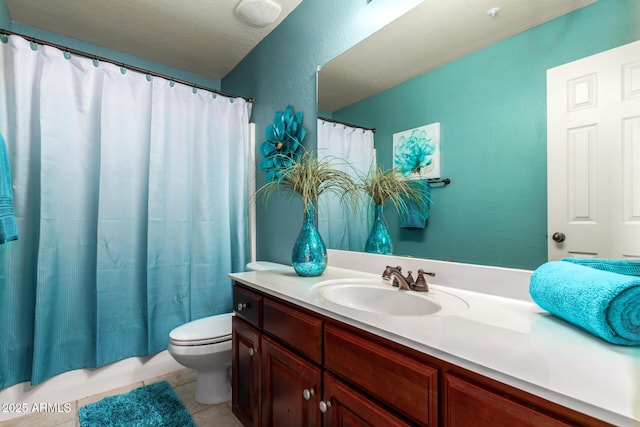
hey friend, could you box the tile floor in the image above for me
[0,369,242,427]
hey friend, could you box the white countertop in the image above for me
[229,264,640,427]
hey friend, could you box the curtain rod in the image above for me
[318,116,376,133]
[0,29,254,103]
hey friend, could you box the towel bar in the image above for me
[427,178,451,186]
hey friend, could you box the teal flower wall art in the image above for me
[393,122,440,179]
[259,105,307,182]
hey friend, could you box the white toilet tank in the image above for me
[245,261,287,272]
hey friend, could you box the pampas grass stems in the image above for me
[361,165,429,214]
[258,151,359,212]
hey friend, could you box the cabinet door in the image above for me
[232,316,261,427]
[442,373,573,427]
[321,373,412,427]
[261,335,321,427]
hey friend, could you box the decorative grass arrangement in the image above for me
[361,165,429,212]
[257,151,358,211]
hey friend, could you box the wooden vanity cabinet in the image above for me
[232,283,612,427]
[232,283,415,427]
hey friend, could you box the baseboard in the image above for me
[0,350,183,422]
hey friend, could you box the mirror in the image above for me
[317,0,637,270]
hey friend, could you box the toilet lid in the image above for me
[169,312,233,346]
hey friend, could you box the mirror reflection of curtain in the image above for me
[0,35,250,387]
[317,118,374,252]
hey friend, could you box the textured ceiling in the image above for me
[5,0,303,80]
[4,0,597,109]
[318,0,597,112]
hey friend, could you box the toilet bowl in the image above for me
[168,313,233,404]
[167,262,286,404]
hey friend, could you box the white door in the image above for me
[547,40,640,260]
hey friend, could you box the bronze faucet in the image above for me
[382,266,435,292]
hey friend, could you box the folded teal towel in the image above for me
[399,179,431,229]
[530,261,640,345]
[0,134,18,244]
[561,257,640,276]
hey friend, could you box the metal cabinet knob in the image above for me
[552,232,566,242]
[319,400,332,413]
[248,348,256,356]
[237,302,247,311]
[302,388,315,401]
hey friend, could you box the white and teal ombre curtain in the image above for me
[0,35,250,387]
[317,118,374,252]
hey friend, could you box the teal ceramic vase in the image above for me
[364,204,393,254]
[291,202,327,277]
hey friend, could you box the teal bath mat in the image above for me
[78,380,196,427]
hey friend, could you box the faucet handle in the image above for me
[414,269,435,292]
[404,271,416,289]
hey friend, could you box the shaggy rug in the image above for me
[78,380,196,427]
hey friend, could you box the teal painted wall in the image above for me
[330,0,640,269]
[0,0,10,29]
[0,1,221,90]
[223,0,422,265]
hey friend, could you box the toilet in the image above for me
[168,313,233,404]
[167,261,284,404]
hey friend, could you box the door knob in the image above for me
[552,232,566,242]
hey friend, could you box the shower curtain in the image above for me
[317,118,374,252]
[0,35,250,387]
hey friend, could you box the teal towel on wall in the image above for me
[529,261,640,346]
[0,134,18,244]
[399,179,431,229]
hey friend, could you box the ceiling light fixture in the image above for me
[487,7,501,17]
[235,0,282,28]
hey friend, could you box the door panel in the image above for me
[547,40,640,260]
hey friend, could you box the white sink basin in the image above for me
[312,278,468,317]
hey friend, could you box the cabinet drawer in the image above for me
[442,373,573,427]
[233,284,263,328]
[325,323,438,426]
[263,298,323,364]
